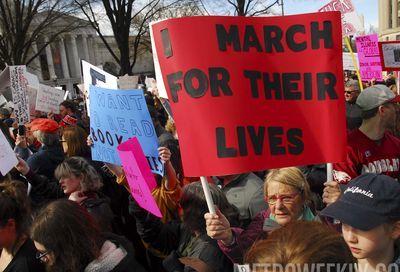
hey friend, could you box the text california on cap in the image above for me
[320,173,400,231]
[356,84,400,111]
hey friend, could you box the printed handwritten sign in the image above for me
[319,0,364,36]
[378,41,400,71]
[9,66,30,124]
[0,130,18,175]
[35,84,64,113]
[355,34,382,81]
[89,86,163,175]
[151,13,347,177]
[117,137,162,218]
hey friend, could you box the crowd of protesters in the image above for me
[0,73,399,272]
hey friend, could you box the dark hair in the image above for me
[30,199,104,272]
[180,182,239,234]
[245,221,354,272]
[59,100,77,114]
[361,107,379,120]
[0,180,30,236]
[62,125,90,158]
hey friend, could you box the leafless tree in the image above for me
[76,0,199,76]
[0,0,85,70]
[201,0,282,16]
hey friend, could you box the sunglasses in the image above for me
[344,91,355,94]
[36,250,51,260]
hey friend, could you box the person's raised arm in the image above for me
[158,147,178,190]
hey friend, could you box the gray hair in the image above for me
[32,130,60,146]
[55,157,103,192]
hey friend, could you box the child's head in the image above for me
[321,174,400,262]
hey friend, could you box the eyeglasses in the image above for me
[265,192,300,205]
[36,250,51,260]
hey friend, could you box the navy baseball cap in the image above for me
[321,173,400,231]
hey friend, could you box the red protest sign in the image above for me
[378,41,400,71]
[151,13,347,177]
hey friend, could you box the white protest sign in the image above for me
[35,84,64,114]
[9,66,30,124]
[343,52,358,71]
[150,21,168,99]
[118,75,139,89]
[0,130,18,175]
[319,0,364,36]
[81,60,118,116]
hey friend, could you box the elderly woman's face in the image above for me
[266,181,304,226]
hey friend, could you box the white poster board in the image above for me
[81,60,118,116]
[343,52,359,71]
[35,84,64,114]
[150,21,168,99]
[0,130,18,175]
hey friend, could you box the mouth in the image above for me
[350,247,361,254]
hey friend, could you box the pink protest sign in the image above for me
[117,137,162,218]
[356,34,383,81]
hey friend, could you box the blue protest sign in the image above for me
[89,85,163,176]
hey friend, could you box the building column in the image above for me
[31,42,43,80]
[392,0,398,28]
[383,0,390,30]
[70,34,81,78]
[59,37,70,79]
[44,36,56,80]
[82,34,90,62]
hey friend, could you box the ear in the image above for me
[378,105,385,115]
[390,221,400,240]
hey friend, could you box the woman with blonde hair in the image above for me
[15,156,114,231]
[205,167,319,263]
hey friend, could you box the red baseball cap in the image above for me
[27,118,59,133]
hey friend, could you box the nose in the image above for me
[275,198,284,209]
[344,226,358,244]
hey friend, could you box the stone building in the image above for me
[27,13,154,97]
[378,0,400,41]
